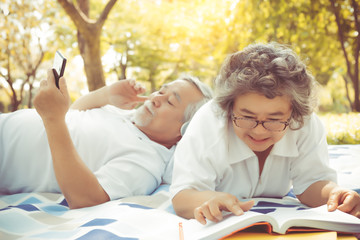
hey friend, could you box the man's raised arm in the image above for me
[71,79,148,110]
[33,71,148,208]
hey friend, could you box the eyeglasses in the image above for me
[231,114,290,132]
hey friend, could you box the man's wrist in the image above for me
[43,117,67,129]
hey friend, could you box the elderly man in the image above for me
[0,69,212,209]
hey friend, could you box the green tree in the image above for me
[103,0,143,81]
[105,0,233,91]
[56,0,117,91]
[228,0,359,112]
[0,0,51,111]
[329,0,360,112]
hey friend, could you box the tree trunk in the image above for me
[343,75,354,110]
[330,0,360,112]
[75,0,105,90]
[119,53,127,80]
[57,0,118,91]
[82,34,106,90]
[351,0,360,111]
[353,74,360,112]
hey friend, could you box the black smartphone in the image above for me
[52,51,67,89]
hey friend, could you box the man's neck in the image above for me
[134,123,180,149]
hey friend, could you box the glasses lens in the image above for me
[234,118,257,129]
[263,121,286,131]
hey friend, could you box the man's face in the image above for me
[232,93,292,153]
[133,79,203,148]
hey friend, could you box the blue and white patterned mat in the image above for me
[0,145,359,239]
[328,144,360,192]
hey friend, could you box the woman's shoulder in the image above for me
[285,112,326,148]
[298,112,325,134]
[186,100,228,134]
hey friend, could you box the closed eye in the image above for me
[268,118,282,121]
[242,115,256,119]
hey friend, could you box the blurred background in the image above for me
[0,0,359,144]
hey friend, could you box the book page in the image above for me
[183,211,276,240]
[181,198,360,239]
[246,198,307,234]
[180,198,303,239]
[271,205,360,234]
[224,231,337,240]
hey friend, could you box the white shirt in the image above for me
[170,101,337,199]
[0,106,174,200]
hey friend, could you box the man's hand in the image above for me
[34,69,109,209]
[327,187,360,218]
[194,192,254,225]
[33,69,70,122]
[107,79,148,109]
[70,79,148,111]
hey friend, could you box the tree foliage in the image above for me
[56,0,117,91]
[329,0,360,111]
[226,0,359,112]
[0,0,56,111]
[0,0,359,112]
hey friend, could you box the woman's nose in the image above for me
[252,122,268,134]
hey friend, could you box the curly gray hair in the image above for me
[214,42,318,129]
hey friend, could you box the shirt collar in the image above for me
[227,124,256,164]
[270,130,299,158]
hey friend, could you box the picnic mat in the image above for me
[0,145,359,239]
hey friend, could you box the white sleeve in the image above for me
[95,157,159,200]
[170,102,227,198]
[161,155,174,184]
[290,113,337,195]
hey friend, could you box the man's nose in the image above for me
[150,93,165,108]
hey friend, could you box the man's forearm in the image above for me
[44,119,109,208]
[70,86,109,110]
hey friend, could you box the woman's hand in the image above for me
[327,187,360,218]
[194,192,254,225]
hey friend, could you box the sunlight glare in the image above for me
[230,0,239,11]
[170,43,180,52]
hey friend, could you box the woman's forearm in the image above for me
[296,180,337,207]
[172,189,218,219]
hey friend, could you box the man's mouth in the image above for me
[143,101,155,116]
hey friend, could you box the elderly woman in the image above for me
[170,42,360,224]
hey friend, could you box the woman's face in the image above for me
[231,92,292,153]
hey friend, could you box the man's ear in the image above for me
[180,121,190,136]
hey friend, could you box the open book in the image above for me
[178,198,360,240]
[51,195,359,240]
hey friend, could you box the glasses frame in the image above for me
[231,113,290,132]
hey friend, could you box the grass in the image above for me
[318,112,360,145]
